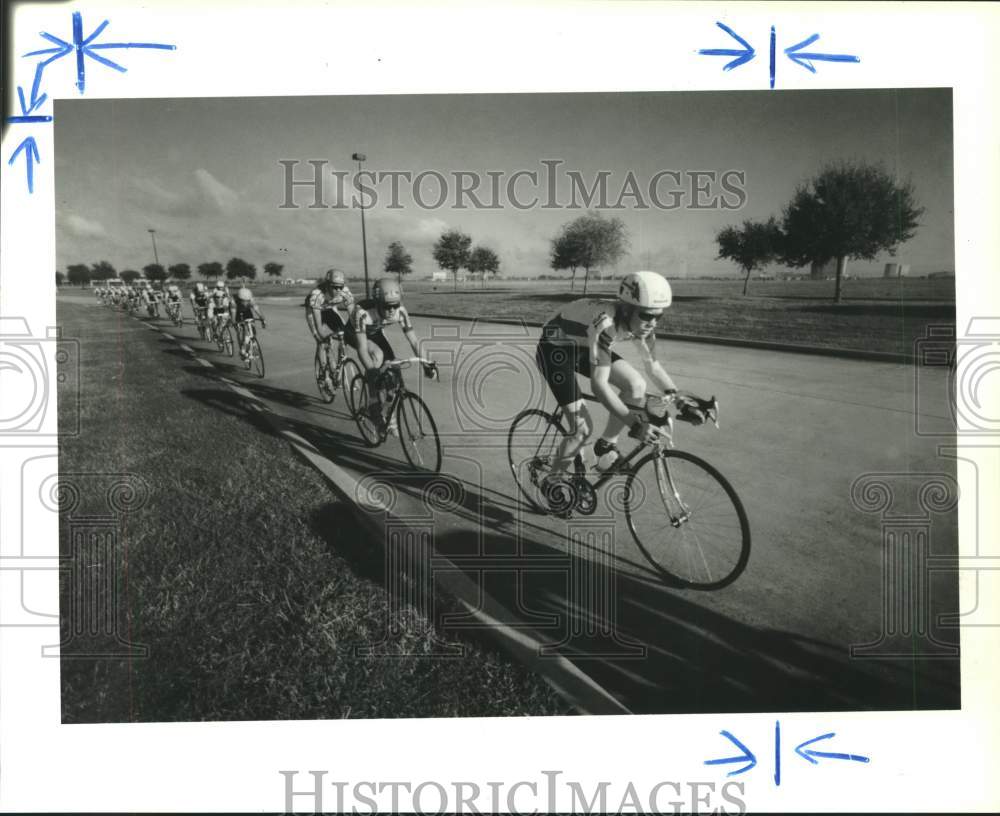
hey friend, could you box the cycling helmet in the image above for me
[215,280,225,290]
[372,277,402,305]
[618,270,672,309]
[195,282,206,293]
[237,286,252,302]
[323,268,346,288]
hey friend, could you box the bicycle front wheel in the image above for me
[250,337,265,377]
[507,408,567,514]
[397,392,441,472]
[624,450,750,589]
[351,373,383,447]
[222,325,235,357]
[341,358,361,415]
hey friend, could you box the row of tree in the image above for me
[715,160,922,301]
[430,232,501,291]
[59,259,286,287]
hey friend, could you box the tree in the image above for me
[781,160,924,302]
[383,241,414,284]
[226,257,256,281]
[168,263,192,281]
[55,270,64,287]
[466,245,500,288]
[90,260,116,281]
[66,264,91,287]
[120,269,140,284]
[264,262,284,279]
[432,229,472,292]
[716,217,783,296]
[551,212,629,295]
[143,263,167,283]
[550,228,587,291]
[198,261,224,279]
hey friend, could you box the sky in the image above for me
[54,88,954,280]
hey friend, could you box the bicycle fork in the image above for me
[653,453,692,528]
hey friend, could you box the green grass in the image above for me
[253,276,955,357]
[57,302,566,722]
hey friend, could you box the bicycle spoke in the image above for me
[626,450,750,589]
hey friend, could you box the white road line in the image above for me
[178,344,194,353]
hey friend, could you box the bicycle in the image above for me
[314,331,361,409]
[507,392,750,590]
[146,297,161,319]
[236,317,266,377]
[166,300,183,327]
[193,307,210,341]
[211,314,235,357]
[350,357,441,472]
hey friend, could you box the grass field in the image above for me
[247,276,955,357]
[57,302,566,722]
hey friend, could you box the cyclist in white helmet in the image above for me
[231,284,266,360]
[190,282,211,334]
[207,280,232,337]
[306,268,355,385]
[535,270,698,495]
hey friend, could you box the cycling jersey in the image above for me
[537,299,657,406]
[191,292,210,308]
[234,298,255,322]
[350,299,414,337]
[305,286,355,312]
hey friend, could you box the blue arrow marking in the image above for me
[795,732,870,765]
[705,730,757,777]
[785,33,860,73]
[699,22,756,71]
[9,137,41,194]
[774,720,781,786]
[6,86,52,124]
[769,26,776,89]
[22,11,174,95]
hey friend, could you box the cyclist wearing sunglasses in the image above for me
[535,270,679,487]
[306,268,355,377]
[347,277,434,378]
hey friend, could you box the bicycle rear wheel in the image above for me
[341,358,361,415]
[397,392,441,472]
[507,408,567,513]
[249,337,265,377]
[351,373,383,447]
[624,450,750,590]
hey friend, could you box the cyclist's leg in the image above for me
[597,357,646,447]
[535,336,592,476]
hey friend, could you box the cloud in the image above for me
[194,168,239,214]
[64,214,107,238]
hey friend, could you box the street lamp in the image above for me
[352,152,370,298]
[147,228,160,267]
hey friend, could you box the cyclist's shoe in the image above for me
[541,472,575,518]
[386,417,399,437]
[593,438,622,472]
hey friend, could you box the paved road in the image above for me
[71,293,961,713]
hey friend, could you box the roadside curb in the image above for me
[407,312,918,365]
[132,311,631,716]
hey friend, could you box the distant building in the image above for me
[884,262,911,278]
[810,258,837,279]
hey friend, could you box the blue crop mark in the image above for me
[706,722,869,787]
[698,22,756,71]
[8,11,174,193]
[704,730,757,777]
[700,22,859,88]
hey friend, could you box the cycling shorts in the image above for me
[345,327,395,362]
[536,321,622,407]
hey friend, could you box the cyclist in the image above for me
[207,280,232,338]
[189,282,211,333]
[534,270,708,501]
[165,283,183,318]
[347,277,436,433]
[306,268,355,387]
[231,285,267,360]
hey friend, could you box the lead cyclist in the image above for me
[534,270,709,506]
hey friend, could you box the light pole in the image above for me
[352,152,370,298]
[147,228,160,267]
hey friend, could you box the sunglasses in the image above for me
[382,302,401,311]
[636,310,662,322]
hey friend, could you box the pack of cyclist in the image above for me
[99,267,708,507]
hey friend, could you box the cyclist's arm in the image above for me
[402,326,421,358]
[638,336,678,394]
